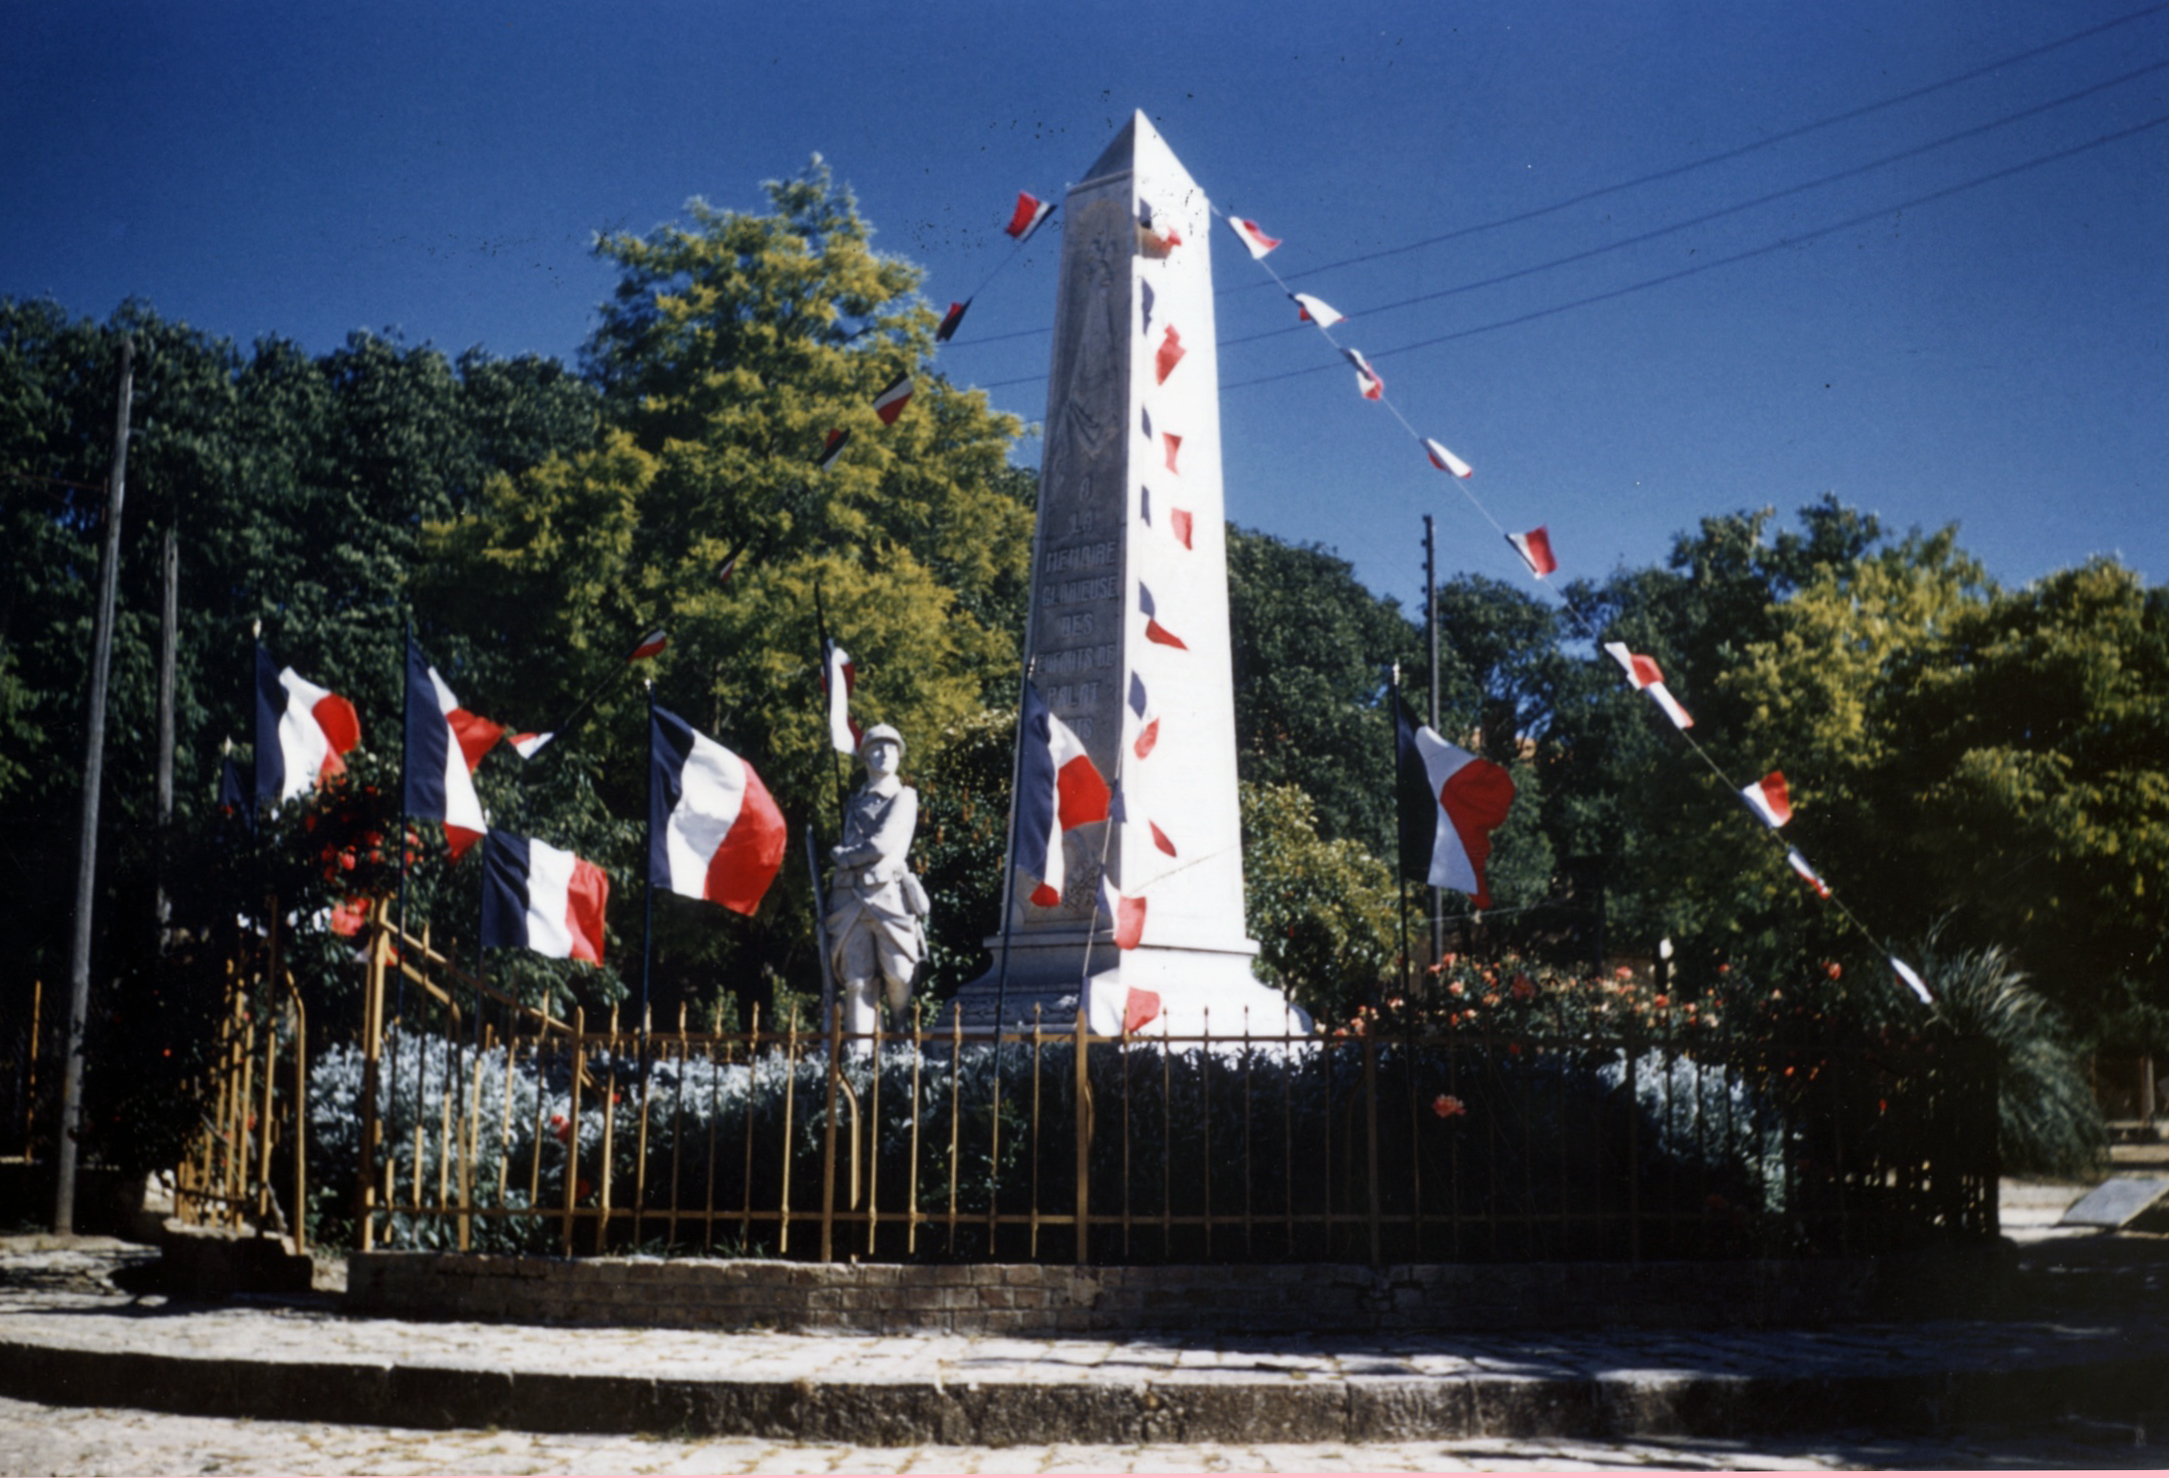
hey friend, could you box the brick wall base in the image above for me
[345,1248,2007,1334]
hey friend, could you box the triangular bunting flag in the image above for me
[1005,191,1054,243]
[1786,848,1832,900]
[1892,958,1932,1004]
[872,374,913,426]
[1227,215,1281,259]
[1292,292,1344,327]
[935,299,971,343]
[1169,508,1194,550]
[1139,584,1187,650]
[1342,348,1384,401]
[1154,326,1185,385]
[1739,771,1792,829]
[1128,673,1160,760]
[816,428,851,470]
[1603,641,1694,730]
[1506,528,1556,578]
[1423,437,1473,479]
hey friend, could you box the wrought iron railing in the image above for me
[330,916,1998,1264]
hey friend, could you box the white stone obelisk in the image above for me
[959,113,1308,1037]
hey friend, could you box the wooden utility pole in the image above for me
[155,518,177,945]
[54,336,133,1235]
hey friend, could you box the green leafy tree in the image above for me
[1239,779,1399,1025]
[419,161,1034,1022]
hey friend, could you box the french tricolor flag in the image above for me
[1396,697,1516,908]
[1227,215,1281,259]
[1004,191,1054,243]
[1015,681,1110,909]
[481,831,609,964]
[649,706,787,917]
[1603,641,1694,731]
[1739,771,1793,829]
[254,646,360,806]
[403,640,494,860]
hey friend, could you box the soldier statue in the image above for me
[825,723,927,1036]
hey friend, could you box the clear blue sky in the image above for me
[6,0,2165,608]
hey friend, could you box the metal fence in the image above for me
[334,917,1999,1265]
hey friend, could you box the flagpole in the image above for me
[990,661,1037,1040]
[812,578,850,824]
[1389,662,1409,1008]
[641,679,656,1036]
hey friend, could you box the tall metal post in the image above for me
[1424,514,1442,971]
[53,335,132,1235]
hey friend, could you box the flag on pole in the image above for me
[1342,348,1384,401]
[1785,848,1832,899]
[1014,680,1111,908]
[872,374,914,426]
[1603,642,1695,730]
[935,300,971,342]
[1506,528,1557,578]
[1139,584,1187,650]
[1423,437,1473,479]
[1128,673,1161,760]
[649,706,787,916]
[1891,957,1932,1004]
[1739,771,1793,829]
[1004,191,1054,243]
[1227,215,1281,259]
[1154,326,1186,385]
[403,640,494,859]
[1291,292,1344,327]
[254,646,360,806]
[1396,696,1517,908]
[481,830,609,964]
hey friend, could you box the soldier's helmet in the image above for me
[860,723,905,759]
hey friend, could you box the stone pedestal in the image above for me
[956,113,1308,1040]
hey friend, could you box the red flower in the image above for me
[551,1113,571,1143]
[575,1177,594,1201]
[1653,994,1669,1008]
[1510,974,1535,1001]
[1432,1094,1467,1119]
[1613,966,1634,981]
[1824,962,1843,980]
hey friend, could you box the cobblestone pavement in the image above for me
[2,1393,2166,1473]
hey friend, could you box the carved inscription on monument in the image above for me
[1020,184,1133,921]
